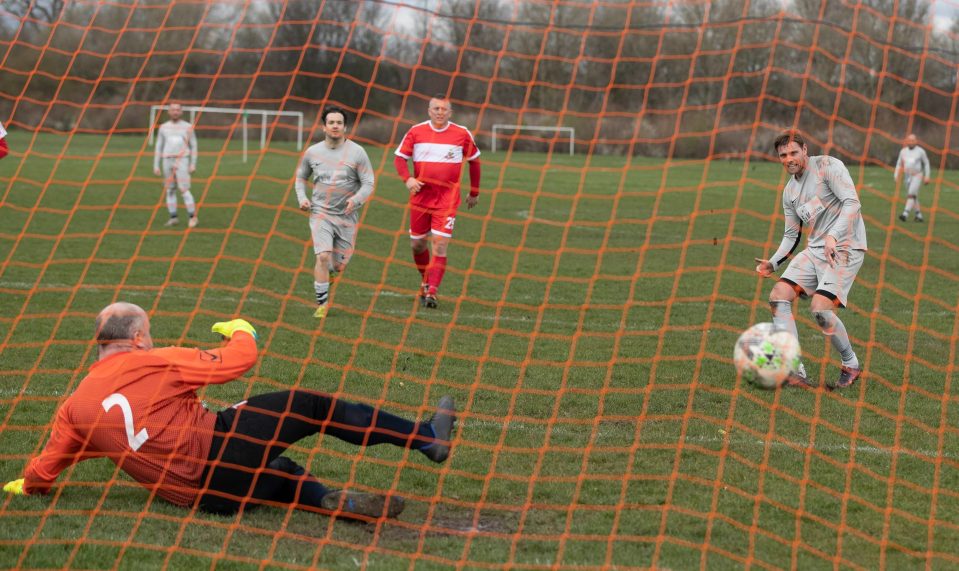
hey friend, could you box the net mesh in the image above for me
[1,0,958,569]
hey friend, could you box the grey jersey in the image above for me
[770,155,867,269]
[294,140,375,218]
[154,120,197,170]
[894,146,930,180]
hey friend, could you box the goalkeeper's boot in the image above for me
[421,396,456,463]
[829,366,862,391]
[164,216,179,227]
[915,212,924,222]
[320,490,405,520]
[313,304,328,319]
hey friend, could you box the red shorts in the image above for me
[410,204,456,239]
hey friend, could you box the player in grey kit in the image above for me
[295,107,375,319]
[153,103,199,227]
[894,133,931,222]
[754,131,866,390]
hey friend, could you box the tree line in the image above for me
[0,0,956,166]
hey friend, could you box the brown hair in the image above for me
[773,131,806,152]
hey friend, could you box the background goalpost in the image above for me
[149,105,305,162]
[491,124,575,155]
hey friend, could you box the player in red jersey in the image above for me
[0,119,9,159]
[394,94,481,308]
[3,302,457,519]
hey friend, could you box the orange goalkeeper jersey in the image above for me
[23,332,258,506]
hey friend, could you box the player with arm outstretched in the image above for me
[754,131,867,390]
[4,302,456,520]
[894,133,931,223]
[295,106,375,319]
[153,103,199,228]
[393,94,481,309]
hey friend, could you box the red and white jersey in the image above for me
[395,121,480,209]
[23,333,258,506]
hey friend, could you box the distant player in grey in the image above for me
[295,106,375,319]
[894,133,930,223]
[153,103,199,227]
[754,131,866,390]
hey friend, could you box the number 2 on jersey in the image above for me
[102,393,149,452]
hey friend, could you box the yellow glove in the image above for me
[211,319,257,340]
[3,478,24,495]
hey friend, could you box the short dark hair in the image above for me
[321,106,349,126]
[774,131,806,152]
[95,312,142,345]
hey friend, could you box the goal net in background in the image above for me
[1,1,957,569]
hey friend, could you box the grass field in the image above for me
[1,130,958,570]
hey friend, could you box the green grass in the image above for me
[1,131,958,570]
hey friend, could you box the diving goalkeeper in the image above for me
[3,302,455,519]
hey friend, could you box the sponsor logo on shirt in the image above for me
[796,196,825,223]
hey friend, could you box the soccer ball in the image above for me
[733,322,801,389]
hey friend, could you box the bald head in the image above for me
[906,133,918,149]
[95,303,151,351]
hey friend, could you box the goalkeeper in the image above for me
[3,302,455,519]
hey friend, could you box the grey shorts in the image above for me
[904,175,922,197]
[309,213,357,265]
[161,158,191,191]
[780,247,864,307]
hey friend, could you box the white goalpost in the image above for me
[149,105,305,162]
[491,124,575,156]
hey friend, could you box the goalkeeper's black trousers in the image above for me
[197,389,435,515]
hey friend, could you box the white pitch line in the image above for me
[0,280,665,329]
[0,378,945,461]
[466,419,954,461]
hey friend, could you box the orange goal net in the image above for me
[1,0,958,569]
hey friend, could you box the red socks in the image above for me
[414,250,431,280]
[427,256,447,294]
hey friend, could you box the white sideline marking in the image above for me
[0,281,661,333]
[467,419,955,461]
[0,394,939,462]
[0,280,663,329]
[515,210,611,232]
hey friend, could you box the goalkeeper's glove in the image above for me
[211,319,258,340]
[3,478,25,495]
